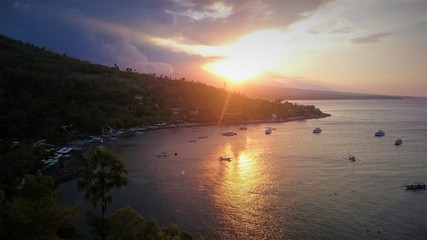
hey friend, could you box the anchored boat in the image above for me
[219,156,232,161]
[347,155,356,161]
[403,182,426,190]
[375,130,385,137]
[313,127,322,134]
[222,131,237,136]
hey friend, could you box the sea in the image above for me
[57,98,427,240]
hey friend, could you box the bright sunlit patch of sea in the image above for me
[57,98,427,239]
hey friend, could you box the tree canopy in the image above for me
[0,172,77,239]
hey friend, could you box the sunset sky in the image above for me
[1,0,426,97]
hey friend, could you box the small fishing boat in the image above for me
[313,127,322,134]
[219,156,232,161]
[156,152,167,158]
[375,130,385,137]
[344,154,357,161]
[265,128,272,135]
[403,182,426,190]
[395,138,403,145]
[222,131,237,136]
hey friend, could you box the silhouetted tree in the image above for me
[77,147,129,240]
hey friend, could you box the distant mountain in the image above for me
[237,84,401,100]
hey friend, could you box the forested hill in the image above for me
[0,34,327,141]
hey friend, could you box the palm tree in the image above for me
[77,147,129,240]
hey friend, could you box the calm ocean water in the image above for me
[57,98,427,239]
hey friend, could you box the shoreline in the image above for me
[51,113,330,186]
[137,113,331,131]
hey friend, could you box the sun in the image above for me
[202,29,287,83]
[203,56,265,82]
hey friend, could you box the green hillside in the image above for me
[0,34,326,142]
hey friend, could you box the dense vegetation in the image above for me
[0,172,77,239]
[0,34,325,143]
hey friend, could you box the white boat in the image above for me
[265,128,272,135]
[156,152,168,158]
[222,131,237,136]
[57,147,73,154]
[375,130,385,137]
[219,156,232,161]
[395,138,403,145]
[313,127,322,134]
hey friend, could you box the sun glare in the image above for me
[203,29,287,83]
[152,28,294,83]
[203,56,265,82]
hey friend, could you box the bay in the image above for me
[57,98,427,239]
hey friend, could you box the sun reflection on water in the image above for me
[201,135,281,238]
